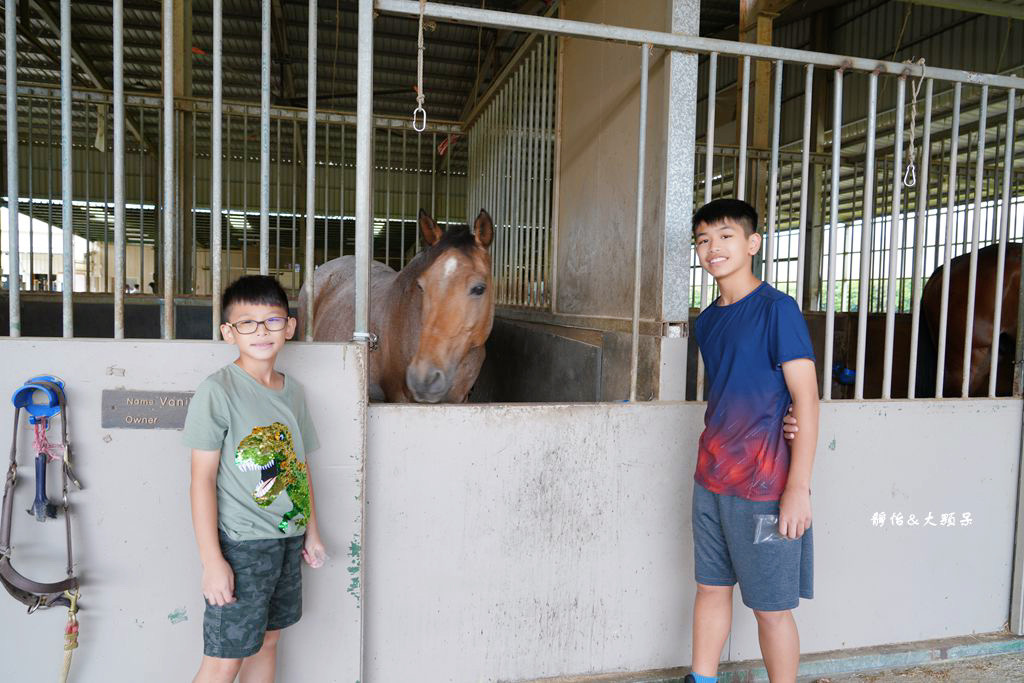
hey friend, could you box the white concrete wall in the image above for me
[365,399,1022,682]
[0,339,364,682]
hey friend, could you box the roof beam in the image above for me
[27,0,152,151]
[897,0,1024,21]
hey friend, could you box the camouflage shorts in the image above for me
[203,530,304,659]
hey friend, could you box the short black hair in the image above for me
[692,198,759,236]
[222,275,289,319]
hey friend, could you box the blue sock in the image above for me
[690,674,718,683]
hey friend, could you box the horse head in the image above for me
[405,209,495,403]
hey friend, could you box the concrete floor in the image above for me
[811,651,1024,681]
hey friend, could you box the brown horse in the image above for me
[298,209,495,403]
[918,242,1021,397]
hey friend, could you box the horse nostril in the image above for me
[426,370,444,392]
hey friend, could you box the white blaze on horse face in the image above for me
[442,256,458,280]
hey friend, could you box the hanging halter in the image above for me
[1,377,81,613]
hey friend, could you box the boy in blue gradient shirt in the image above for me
[684,199,819,683]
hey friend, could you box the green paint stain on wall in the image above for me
[347,534,361,608]
[167,607,188,625]
[828,438,836,451]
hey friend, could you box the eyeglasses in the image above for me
[225,317,289,334]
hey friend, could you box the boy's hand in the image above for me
[202,557,236,606]
[302,532,328,569]
[778,485,812,540]
[783,405,798,440]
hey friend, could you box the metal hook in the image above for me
[413,106,427,133]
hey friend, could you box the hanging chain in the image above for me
[903,57,926,187]
[413,0,428,132]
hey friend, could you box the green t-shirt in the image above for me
[182,363,320,541]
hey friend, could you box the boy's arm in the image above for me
[301,463,328,567]
[779,358,819,539]
[190,448,236,605]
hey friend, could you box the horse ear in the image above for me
[419,208,442,246]
[473,209,494,249]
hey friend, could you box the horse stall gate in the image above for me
[2,0,1024,682]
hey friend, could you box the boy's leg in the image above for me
[753,609,799,683]
[194,656,243,683]
[691,482,737,679]
[691,582,733,676]
[238,629,281,683]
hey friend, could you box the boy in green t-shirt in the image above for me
[183,275,326,682]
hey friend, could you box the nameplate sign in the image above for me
[101,390,194,429]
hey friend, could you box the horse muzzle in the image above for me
[405,363,452,403]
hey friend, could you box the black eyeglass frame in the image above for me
[223,317,291,335]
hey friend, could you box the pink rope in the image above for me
[33,420,64,462]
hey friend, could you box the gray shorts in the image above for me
[692,481,813,611]
[203,530,304,659]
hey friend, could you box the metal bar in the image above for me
[86,109,93,293]
[114,0,126,336]
[103,110,109,293]
[323,125,330,260]
[340,123,346,257]
[907,78,933,397]
[962,85,988,397]
[401,128,407,267]
[543,34,556,307]
[431,131,437,217]
[854,72,878,399]
[225,114,232,284]
[765,59,783,286]
[260,0,271,275]
[696,52,718,400]
[191,103,198,293]
[276,119,281,274]
[211,0,223,335]
[823,69,843,401]
[386,127,392,267]
[936,83,961,397]
[446,135,452,229]
[61,0,74,336]
[28,98,34,294]
[882,76,906,399]
[138,107,144,290]
[304,0,317,340]
[49,100,55,292]
[990,89,1015,396]
[354,0,373,339]
[550,34,563,310]
[797,64,813,310]
[6,0,21,334]
[243,109,250,273]
[737,55,751,201]
[629,44,650,402]
[162,0,174,338]
[525,50,538,305]
[291,115,298,289]
[415,129,421,252]
[376,0,1024,89]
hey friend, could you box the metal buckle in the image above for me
[352,331,380,352]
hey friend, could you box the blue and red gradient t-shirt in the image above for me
[694,281,815,501]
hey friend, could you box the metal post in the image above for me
[113,0,126,337]
[796,64,813,309]
[304,0,317,340]
[696,52,718,400]
[61,0,74,336]
[823,69,843,400]
[354,0,373,340]
[629,45,650,402]
[401,129,407,267]
[211,0,224,335]
[990,89,1015,396]
[6,0,21,335]
[962,86,988,397]
[907,78,933,397]
[738,55,751,201]
[162,0,175,339]
[936,83,961,397]
[386,128,392,267]
[854,71,877,400]
[260,0,271,275]
[765,60,783,286]
[882,76,906,399]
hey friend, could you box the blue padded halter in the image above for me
[10,376,65,426]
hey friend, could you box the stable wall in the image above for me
[365,399,1022,682]
[0,339,364,682]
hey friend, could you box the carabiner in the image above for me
[413,106,427,133]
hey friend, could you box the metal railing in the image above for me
[466,36,556,309]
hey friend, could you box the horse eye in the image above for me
[470,284,486,296]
